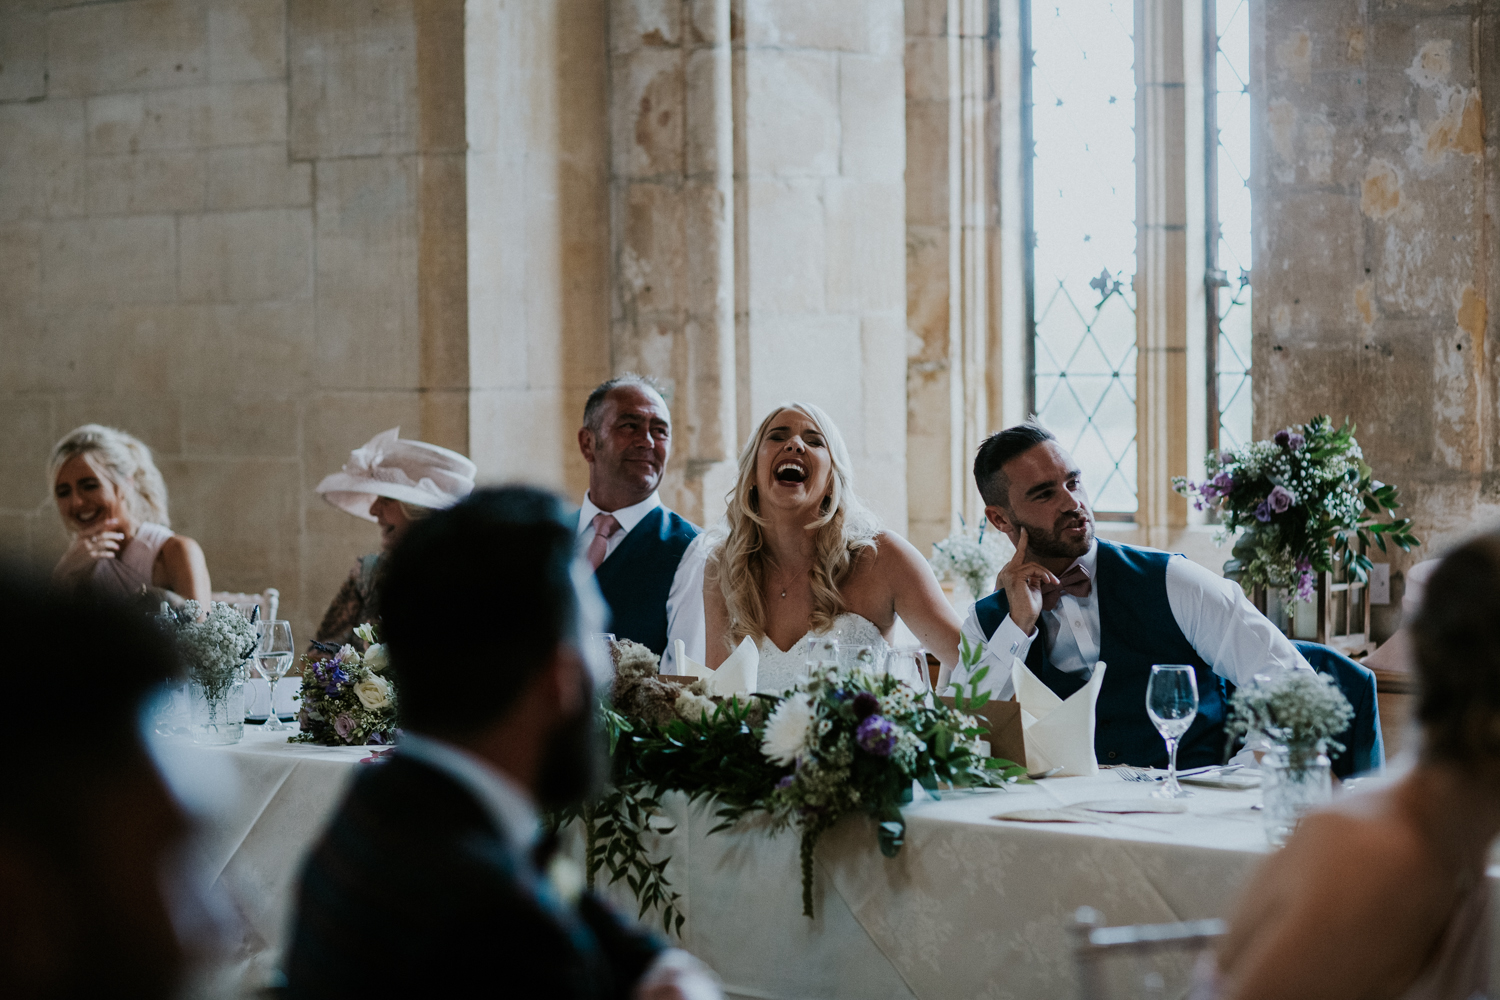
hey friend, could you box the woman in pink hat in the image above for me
[312,428,477,650]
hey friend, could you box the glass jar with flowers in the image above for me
[1227,671,1355,845]
[1173,416,1419,634]
[157,600,260,745]
[929,516,1012,608]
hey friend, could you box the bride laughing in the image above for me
[703,402,963,694]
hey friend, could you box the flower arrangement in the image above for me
[929,517,1011,601]
[556,639,1025,931]
[1173,416,1418,600]
[290,623,400,746]
[157,600,259,703]
[1226,671,1354,776]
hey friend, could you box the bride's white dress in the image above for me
[755,612,890,695]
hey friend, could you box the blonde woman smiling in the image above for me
[703,403,962,694]
[50,424,211,605]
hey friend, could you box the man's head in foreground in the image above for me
[1,569,191,1000]
[381,485,606,808]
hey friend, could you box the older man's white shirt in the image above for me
[577,491,708,674]
[953,540,1313,701]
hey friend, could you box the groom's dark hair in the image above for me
[381,485,580,739]
[974,421,1056,508]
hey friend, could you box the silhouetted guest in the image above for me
[285,486,721,1000]
[0,568,197,1000]
[1212,531,1500,999]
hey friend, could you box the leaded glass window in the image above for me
[1207,0,1252,451]
[1024,0,1139,515]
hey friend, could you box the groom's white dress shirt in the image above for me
[954,540,1313,701]
[577,491,708,674]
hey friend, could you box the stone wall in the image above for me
[0,0,468,647]
[1254,2,1498,621]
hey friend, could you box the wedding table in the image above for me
[160,727,1287,999]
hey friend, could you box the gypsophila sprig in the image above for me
[290,623,400,746]
[1173,416,1418,598]
[1227,671,1354,776]
[930,517,1012,601]
[156,600,259,703]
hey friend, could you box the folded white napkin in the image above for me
[1012,658,1107,777]
[675,637,759,698]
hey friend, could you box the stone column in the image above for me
[609,0,738,526]
[1134,0,1190,546]
[735,0,909,532]
[906,0,1003,553]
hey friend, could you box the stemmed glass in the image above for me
[256,620,296,732]
[1146,664,1199,799]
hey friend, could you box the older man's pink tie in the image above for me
[587,513,621,570]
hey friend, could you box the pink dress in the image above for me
[89,522,174,599]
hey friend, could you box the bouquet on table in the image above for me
[1173,415,1419,600]
[560,639,1025,931]
[291,623,400,746]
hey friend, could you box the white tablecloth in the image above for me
[159,729,1276,999]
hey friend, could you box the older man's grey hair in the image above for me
[582,374,669,434]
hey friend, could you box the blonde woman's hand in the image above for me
[995,527,1057,638]
[54,519,125,579]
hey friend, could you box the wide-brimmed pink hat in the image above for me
[315,428,477,522]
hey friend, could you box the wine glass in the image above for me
[804,637,839,680]
[1145,664,1199,799]
[256,620,296,732]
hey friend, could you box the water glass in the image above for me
[1145,664,1199,799]
[804,637,839,674]
[883,647,933,693]
[836,644,879,674]
[256,620,296,732]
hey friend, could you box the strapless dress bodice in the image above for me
[755,612,889,695]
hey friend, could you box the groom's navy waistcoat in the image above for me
[593,506,699,657]
[973,540,1229,768]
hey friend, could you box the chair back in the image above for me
[1292,640,1385,778]
[1072,907,1224,1000]
[211,588,280,624]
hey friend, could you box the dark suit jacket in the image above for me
[1292,640,1386,778]
[285,754,662,999]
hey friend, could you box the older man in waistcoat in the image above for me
[576,375,705,673]
[952,422,1312,769]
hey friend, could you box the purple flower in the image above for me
[1220,450,1234,464]
[1296,561,1317,603]
[1211,471,1234,494]
[334,714,356,740]
[852,692,880,720]
[1287,432,1305,450]
[1254,501,1272,523]
[856,715,897,757]
[322,666,350,695]
[369,731,386,746]
[775,774,795,790]
[1268,485,1295,514]
[1274,429,1292,448]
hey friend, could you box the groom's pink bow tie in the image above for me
[1040,562,1092,611]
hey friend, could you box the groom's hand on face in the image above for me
[996,527,1057,638]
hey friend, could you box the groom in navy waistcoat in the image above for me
[954,422,1311,768]
[576,375,705,672]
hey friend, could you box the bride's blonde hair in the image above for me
[48,424,170,529]
[715,402,879,650]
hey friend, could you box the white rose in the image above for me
[353,674,391,710]
[363,643,389,673]
[338,643,362,667]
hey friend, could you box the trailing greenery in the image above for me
[1173,415,1419,598]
